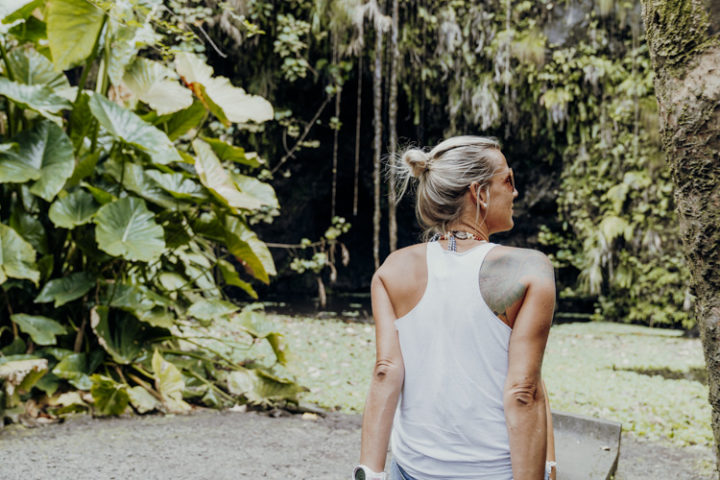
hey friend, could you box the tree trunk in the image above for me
[372,14,384,270]
[331,36,341,220]
[642,1,720,474]
[353,54,363,217]
[387,0,399,252]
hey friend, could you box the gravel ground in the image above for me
[0,410,714,479]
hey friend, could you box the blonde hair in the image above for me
[394,135,502,238]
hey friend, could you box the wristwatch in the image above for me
[352,465,387,480]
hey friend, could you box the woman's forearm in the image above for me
[359,362,404,472]
[504,382,547,480]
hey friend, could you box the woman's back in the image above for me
[386,240,513,479]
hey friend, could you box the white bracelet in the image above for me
[351,464,387,480]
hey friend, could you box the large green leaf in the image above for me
[230,172,279,209]
[88,93,182,165]
[7,48,69,90]
[0,120,74,201]
[0,222,39,285]
[186,298,238,321]
[127,385,159,414]
[145,170,205,200]
[90,374,129,416]
[200,136,260,168]
[224,216,275,283]
[175,52,273,124]
[192,139,262,211]
[90,306,144,365]
[161,101,206,141]
[35,272,95,307]
[11,313,67,345]
[0,77,71,118]
[152,350,190,414]
[123,58,192,115]
[10,207,48,254]
[105,160,178,210]
[52,353,92,390]
[47,0,106,71]
[94,197,165,262]
[48,189,99,229]
[218,258,257,299]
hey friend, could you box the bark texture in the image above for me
[372,21,384,270]
[387,0,399,252]
[642,0,720,474]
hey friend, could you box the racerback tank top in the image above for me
[390,241,513,479]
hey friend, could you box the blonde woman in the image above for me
[353,136,556,480]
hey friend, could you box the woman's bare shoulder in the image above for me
[376,243,428,277]
[485,245,554,280]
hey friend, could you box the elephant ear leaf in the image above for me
[152,350,191,414]
[94,197,165,262]
[11,314,67,345]
[90,374,129,416]
[88,93,182,165]
[47,0,107,71]
[90,306,143,365]
[0,358,48,407]
[35,272,95,307]
[0,78,71,118]
[0,120,74,201]
[48,190,99,229]
[0,223,39,285]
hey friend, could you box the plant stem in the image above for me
[185,369,235,403]
[74,14,108,105]
[74,309,88,353]
[0,40,17,136]
[2,289,17,338]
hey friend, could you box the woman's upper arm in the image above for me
[371,272,404,370]
[506,251,555,387]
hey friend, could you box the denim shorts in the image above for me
[389,458,551,480]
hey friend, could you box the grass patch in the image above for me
[258,316,711,448]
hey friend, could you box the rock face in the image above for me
[642,0,720,472]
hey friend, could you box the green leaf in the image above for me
[0,77,71,118]
[145,170,205,200]
[0,120,74,201]
[94,197,165,262]
[82,182,116,205]
[11,313,67,345]
[105,160,178,210]
[47,0,106,71]
[218,259,257,299]
[230,172,279,209]
[1,0,41,25]
[152,350,191,413]
[227,368,256,397]
[224,216,275,283]
[192,139,262,211]
[90,306,144,365]
[90,374,129,416]
[106,24,139,87]
[35,371,61,395]
[35,272,94,307]
[68,92,93,150]
[48,189,99,229]
[254,368,304,402]
[0,358,47,407]
[7,15,47,44]
[88,93,182,165]
[7,47,69,90]
[52,353,92,390]
[127,385,159,414]
[10,207,48,254]
[200,136,260,168]
[161,101,206,141]
[187,298,238,321]
[123,58,192,115]
[175,52,273,124]
[0,223,39,284]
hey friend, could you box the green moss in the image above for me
[643,0,717,72]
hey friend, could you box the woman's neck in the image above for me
[446,220,490,242]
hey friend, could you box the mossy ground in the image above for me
[253,315,711,448]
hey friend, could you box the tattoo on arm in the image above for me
[479,249,554,324]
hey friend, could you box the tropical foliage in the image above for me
[0,0,302,423]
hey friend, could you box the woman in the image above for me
[353,136,556,480]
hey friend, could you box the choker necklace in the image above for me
[431,230,487,252]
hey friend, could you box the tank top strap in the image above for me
[425,241,497,286]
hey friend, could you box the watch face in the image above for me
[354,469,366,480]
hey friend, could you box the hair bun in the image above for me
[402,148,431,178]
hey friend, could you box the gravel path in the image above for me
[0,410,714,479]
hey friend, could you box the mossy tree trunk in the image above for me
[642,0,720,473]
[372,11,385,270]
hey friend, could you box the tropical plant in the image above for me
[0,0,302,423]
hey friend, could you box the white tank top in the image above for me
[391,241,513,479]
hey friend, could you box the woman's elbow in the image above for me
[372,359,404,387]
[503,380,544,409]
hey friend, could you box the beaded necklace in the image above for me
[430,230,488,252]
